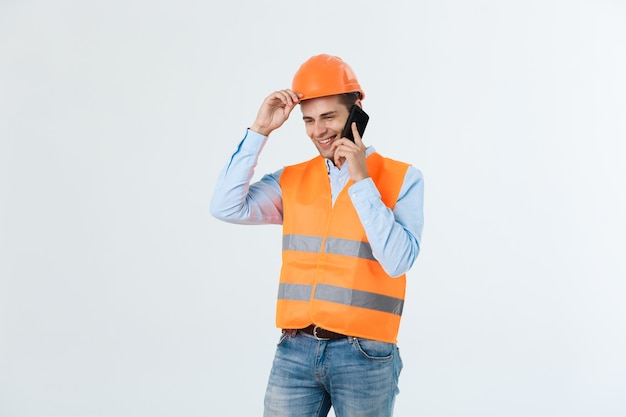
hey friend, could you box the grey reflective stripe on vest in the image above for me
[281,234,401,316]
[316,284,403,316]
[278,283,403,316]
[283,234,323,252]
[284,234,376,262]
[278,283,313,301]
[324,237,376,261]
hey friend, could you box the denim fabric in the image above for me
[263,331,403,417]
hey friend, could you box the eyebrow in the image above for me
[302,111,338,120]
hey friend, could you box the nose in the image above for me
[312,120,327,137]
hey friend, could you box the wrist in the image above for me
[250,123,270,137]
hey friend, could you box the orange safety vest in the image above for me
[277,152,410,343]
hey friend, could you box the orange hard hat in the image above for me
[292,54,365,101]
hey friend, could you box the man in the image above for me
[210,54,424,417]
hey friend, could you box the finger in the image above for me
[330,139,348,153]
[274,90,293,105]
[267,90,291,107]
[351,122,363,145]
[334,152,345,167]
[275,89,301,106]
[284,89,302,104]
[332,143,343,164]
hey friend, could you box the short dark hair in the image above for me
[337,92,360,111]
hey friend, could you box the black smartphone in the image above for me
[341,105,369,142]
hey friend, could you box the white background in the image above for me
[1,1,625,416]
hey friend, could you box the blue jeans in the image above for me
[263,330,403,417]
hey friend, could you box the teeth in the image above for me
[320,138,331,144]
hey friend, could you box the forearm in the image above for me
[210,129,283,225]
[349,169,424,277]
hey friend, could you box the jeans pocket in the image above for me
[277,331,291,346]
[352,338,394,362]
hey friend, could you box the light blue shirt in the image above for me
[210,129,424,277]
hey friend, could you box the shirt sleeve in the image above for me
[210,129,284,225]
[348,167,424,277]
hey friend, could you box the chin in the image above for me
[319,150,333,159]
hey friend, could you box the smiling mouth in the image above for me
[318,137,334,145]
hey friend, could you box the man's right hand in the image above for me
[250,89,301,137]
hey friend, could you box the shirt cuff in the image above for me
[348,177,382,209]
[240,128,268,153]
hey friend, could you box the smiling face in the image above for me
[300,95,352,160]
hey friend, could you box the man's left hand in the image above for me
[332,122,369,183]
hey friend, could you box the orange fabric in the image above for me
[277,153,410,343]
